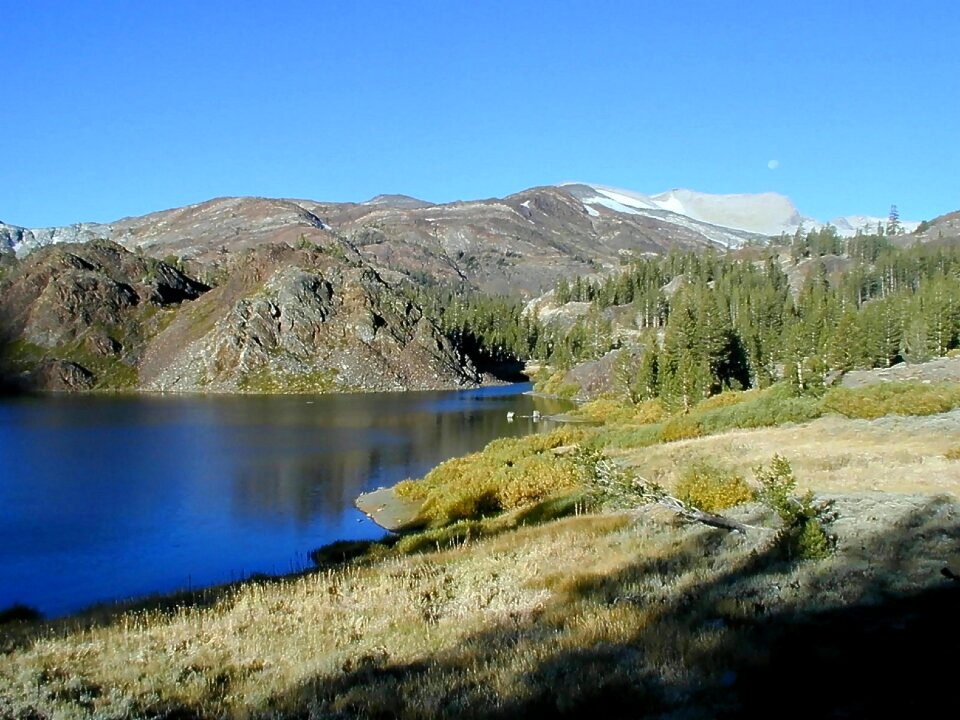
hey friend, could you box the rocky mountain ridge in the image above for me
[2,184,928,295]
[0,241,480,393]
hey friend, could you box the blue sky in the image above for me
[2,0,957,227]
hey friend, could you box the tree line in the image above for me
[408,230,960,409]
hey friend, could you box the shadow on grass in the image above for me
[264,496,960,719]
[5,496,958,718]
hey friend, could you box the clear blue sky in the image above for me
[2,0,957,227]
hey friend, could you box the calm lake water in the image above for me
[0,384,568,617]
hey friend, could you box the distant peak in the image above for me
[362,194,432,209]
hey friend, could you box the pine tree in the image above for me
[887,205,902,236]
[634,344,660,402]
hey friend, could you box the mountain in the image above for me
[564,184,813,237]
[361,194,433,209]
[0,185,929,300]
[0,183,948,394]
[908,209,960,246]
[0,187,764,295]
[563,184,921,239]
[0,240,207,390]
[137,243,480,393]
[0,240,480,393]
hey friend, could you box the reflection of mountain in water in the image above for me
[227,386,569,526]
[0,385,570,616]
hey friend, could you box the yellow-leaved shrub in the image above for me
[674,461,753,512]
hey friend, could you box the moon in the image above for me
[767,159,780,170]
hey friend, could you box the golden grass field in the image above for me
[3,387,960,718]
[618,411,960,497]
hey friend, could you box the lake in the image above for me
[0,384,568,617]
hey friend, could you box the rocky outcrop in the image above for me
[908,210,960,246]
[0,221,113,256]
[138,245,479,393]
[28,360,96,391]
[0,241,208,390]
[1,241,480,394]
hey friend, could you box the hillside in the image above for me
[1,185,926,296]
[908,208,960,246]
[0,241,479,393]
[0,189,737,295]
[0,241,207,390]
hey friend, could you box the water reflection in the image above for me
[0,385,568,616]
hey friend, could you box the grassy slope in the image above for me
[3,382,960,718]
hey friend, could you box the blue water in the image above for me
[0,384,567,617]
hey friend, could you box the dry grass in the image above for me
[615,410,960,497]
[4,489,959,719]
[5,384,960,717]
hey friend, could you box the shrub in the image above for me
[694,389,754,412]
[660,414,703,442]
[594,423,665,451]
[794,517,831,560]
[577,447,667,509]
[573,396,638,424]
[674,461,753,512]
[632,398,665,425]
[536,369,581,400]
[695,385,822,434]
[574,396,666,426]
[396,428,586,526]
[822,382,960,419]
[753,455,831,561]
[754,455,800,523]
[945,445,960,461]
[0,603,41,624]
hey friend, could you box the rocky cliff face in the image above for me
[0,241,478,393]
[0,240,209,391]
[138,244,479,393]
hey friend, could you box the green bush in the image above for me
[794,517,831,560]
[535,369,581,399]
[695,385,822,434]
[572,396,639,424]
[822,382,960,419]
[594,423,665,451]
[674,461,753,512]
[660,414,703,442]
[754,455,801,523]
[753,455,831,561]
[694,389,755,412]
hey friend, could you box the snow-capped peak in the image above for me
[564,183,918,240]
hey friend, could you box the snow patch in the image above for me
[581,195,641,216]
